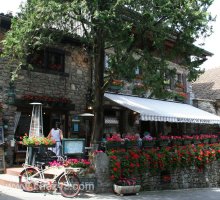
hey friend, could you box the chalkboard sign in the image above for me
[62,138,85,156]
[0,126,4,144]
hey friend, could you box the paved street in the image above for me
[1,185,220,200]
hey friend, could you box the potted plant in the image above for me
[113,178,141,196]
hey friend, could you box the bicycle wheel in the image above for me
[59,172,80,198]
[19,167,40,192]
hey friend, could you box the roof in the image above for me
[192,67,220,100]
[104,93,220,124]
[0,13,12,30]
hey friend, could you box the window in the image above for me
[28,48,65,73]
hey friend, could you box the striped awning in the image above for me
[104,93,220,124]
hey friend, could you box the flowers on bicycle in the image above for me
[20,133,56,146]
[49,159,90,169]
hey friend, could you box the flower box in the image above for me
[106,142,122,150]
[125,141,139,149]
[210,138,218,143]
[171,140,182,146]
[182,140,192,145]
[158,140,169,147]
[193,139,200,145]
[27,144,56,148]
[113,184,141,196]
[142,140,155,148]
[201,139,209,144]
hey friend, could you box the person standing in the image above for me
[48,122,63,156]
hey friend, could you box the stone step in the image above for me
[6,167,23,176]
[0,174,20,189]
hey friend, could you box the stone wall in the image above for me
[94,153,220,192]
[192,99,220,134]
[142,162,220,190]
[0,44,92,166]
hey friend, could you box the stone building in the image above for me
[192,67,220,133]
[0,11,219,169]
[0,13,92,166]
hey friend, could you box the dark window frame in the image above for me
[27,47,66,75]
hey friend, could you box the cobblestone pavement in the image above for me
[1,185,220,200]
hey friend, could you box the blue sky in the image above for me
[1,0,219,70]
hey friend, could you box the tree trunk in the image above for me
[90,29,105,145]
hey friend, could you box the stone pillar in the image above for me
[94,152,112,193]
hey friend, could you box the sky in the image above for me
[0,0,220,70]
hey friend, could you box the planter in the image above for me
[182,140,192,145]
[142,140,155,148]
[158,140,169,147]
[26,144,56,148]
[193,139,200,145]
[171,140,182,146]
[109,85,123,92]
[106,142,122,150]
[113,184,141,196]
[201,139,209,144]
[125,141,139,150]
[210,138,217,143]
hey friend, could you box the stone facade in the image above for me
[94,152,220,192]
[0,43,92,166]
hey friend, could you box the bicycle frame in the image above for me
[19,163,83,195]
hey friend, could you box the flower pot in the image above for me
[113,184,141,196]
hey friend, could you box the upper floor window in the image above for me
[27,47,65,73]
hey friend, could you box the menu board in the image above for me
[62,139,85,156]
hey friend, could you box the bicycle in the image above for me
[19,159,84,198]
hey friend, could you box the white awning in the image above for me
[104,93,220,124]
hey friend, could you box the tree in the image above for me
[1,0,215,144]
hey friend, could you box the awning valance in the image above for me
[104,93,220,124]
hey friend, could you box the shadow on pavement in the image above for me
[0,192,24,200]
